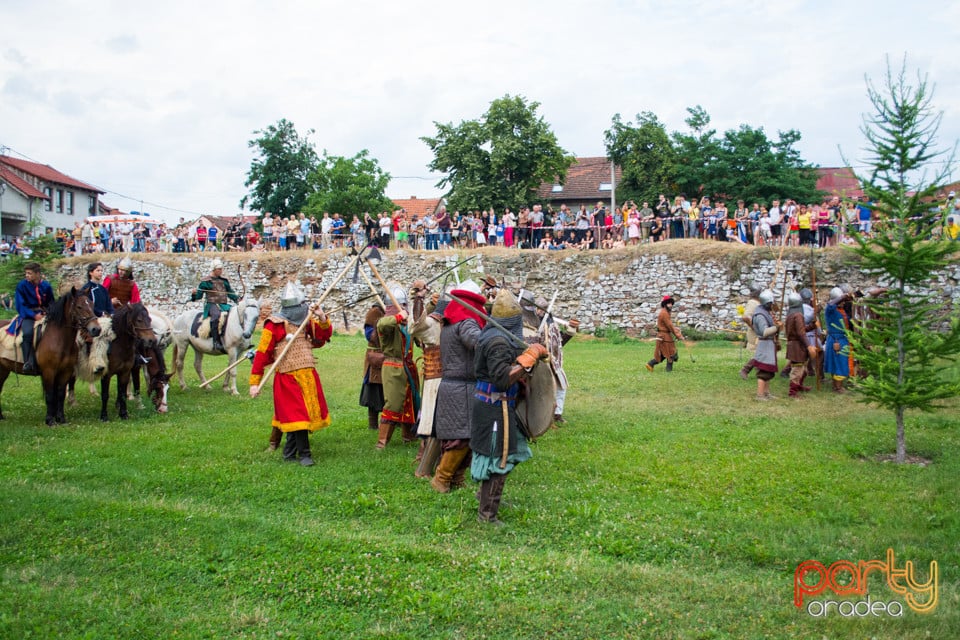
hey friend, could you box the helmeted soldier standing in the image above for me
[518,290,579,425]
[250,282,332,467]
[359,302,386,431]
[375,283,420,449]
[191,258,239,353]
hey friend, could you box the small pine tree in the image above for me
[848,57,960,463]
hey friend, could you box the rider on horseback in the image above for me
[103,256,142,309]
[8,262,55,374]
[191,258,238,354]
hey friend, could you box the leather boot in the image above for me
[645,359,656,372]
[21,340,38,375]
[401,422,417,443]
[478,474,507,526]
[430,450,458,493]
[832,378,847,393]
[268,426,282,451]
[789,382,801,398]
[376,419,395,449]
[367,408,379,430]
[665,360,673,372]
[450,449,472,489]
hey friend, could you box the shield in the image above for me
[516,361,557,438]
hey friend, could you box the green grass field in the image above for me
[1,333,956,639]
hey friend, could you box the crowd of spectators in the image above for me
[36,192,960,258]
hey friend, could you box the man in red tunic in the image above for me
[249,283,332,467]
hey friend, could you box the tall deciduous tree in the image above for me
[241,119,319,218]
[304,150,394,218]
[671,106,821,204]
[422,95,575,212]
[604,112,676,204]
[847,58,960,463]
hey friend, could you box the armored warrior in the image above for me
[250,283,332,466]
[359,302,386,431]
[785,292,810,398]
[191,258,239,353]
[375,283,420,449]
[429,280,486,492]
[103,256,142,310]
[518,290,579,424]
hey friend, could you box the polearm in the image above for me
[810,244,822,391]
[420,255,478,288]
[441,290,529,350]
[200,349,254,388]
[356,265,387,310]
[536,290,559,336]
[252,245,372,396]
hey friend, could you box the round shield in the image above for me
[516,361,557,438]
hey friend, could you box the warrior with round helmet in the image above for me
[745,289,782,400]
[784,292,811,398]
[103,256,142,310]
[374,282,420,449]
[470,289,549,526]
[823,286,851,393]
[407,278,444,474]
[250,282,332,466]
[191,258,239,353]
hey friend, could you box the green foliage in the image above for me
[604,112,677,204]
[241,119,319,218]
[591,324,631,342]
[422,95,575,211]
[304,149,394,217]
[848,57,960,462]
[0,336,957,638]
[0,235,64,294]
[669,106,822,204]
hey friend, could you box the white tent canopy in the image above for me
[85,213,156,224]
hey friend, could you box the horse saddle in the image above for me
[193,312,227,340]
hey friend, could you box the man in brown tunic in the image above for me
[646,294,684,372]
[784,292,810,398]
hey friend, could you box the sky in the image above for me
[2,0,959,226]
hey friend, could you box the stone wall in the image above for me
[55,242,960,335]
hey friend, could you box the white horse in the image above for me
[172,297,261,396]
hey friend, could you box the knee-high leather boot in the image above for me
[268,426,282,451]
[450,449,472,489]
[431,447,468,494]
[376,419,395,449]
[401,421,417,443]
[367,408,379,430]
[478,474,507,525]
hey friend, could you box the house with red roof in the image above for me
[814,167,863,200]
[536,157,621,212]
[0,155,104,239]
[390,196,444,223]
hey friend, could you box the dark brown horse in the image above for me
[138,340,170,414]
[0,287,101,425]
[99,303,157,421]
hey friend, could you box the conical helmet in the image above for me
[118,257,132,271]
[281,282,305,308]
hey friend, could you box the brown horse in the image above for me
[0,287,101,425]
[99,303,157,421]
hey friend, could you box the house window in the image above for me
[598,183,612,192]
[44,187,52,211]
[67,192,74,215]
[551,185,563,193]
[88,195,96,215]
[56,190,64,213]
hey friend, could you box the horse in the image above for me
[139,340,171,414]
[172,296,261,396]
[126,306,174,406]
[98,302,157,421]
[0,288,101,425]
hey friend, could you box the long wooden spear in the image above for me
[251,245,371,396]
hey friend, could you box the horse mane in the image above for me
[45,289,74,325]
[113,302,148,338]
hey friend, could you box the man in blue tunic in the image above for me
[9,262,55,374]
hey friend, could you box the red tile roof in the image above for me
[0,165,48,199]
[0,155,103,193]
[391,196,443,220]
[815,167,863,199]
[537,157,621,201]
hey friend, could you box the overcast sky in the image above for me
[2,0,959,225]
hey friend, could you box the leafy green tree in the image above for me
[847,58,960,463]
[241,119,319,218]
[303,150,394,218]
[604,112,676,204]
[422,95,575,211]
[671,106,821,204]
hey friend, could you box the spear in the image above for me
[252,244,372,396]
